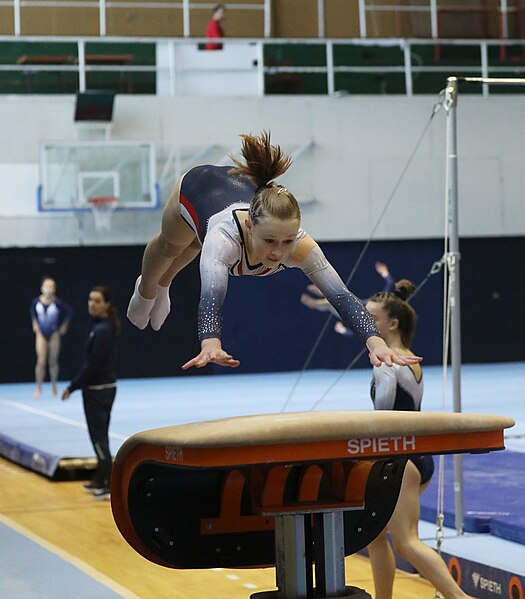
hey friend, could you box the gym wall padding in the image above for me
[1,235,522,383]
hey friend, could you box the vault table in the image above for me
[111,410,514,599]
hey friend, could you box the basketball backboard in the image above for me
[38,140,159,212]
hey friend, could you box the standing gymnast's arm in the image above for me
[289,235,422,367]
[57,299,73,336]
[371,364,398,410]
[30,299,40,334]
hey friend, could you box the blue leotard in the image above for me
[30,298,72,340]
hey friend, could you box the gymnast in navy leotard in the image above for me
[365,281,471,599]
[31,277,72,399]
[127,131,422,372]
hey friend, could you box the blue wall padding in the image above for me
[1,235,524,382]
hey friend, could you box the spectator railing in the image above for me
[1,36,525,96]
[3,0,523,40]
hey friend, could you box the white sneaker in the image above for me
[92,487,110,501]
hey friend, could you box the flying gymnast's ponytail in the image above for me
[369,279,417,348]
[229,131,301,224]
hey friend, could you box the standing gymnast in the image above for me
[30,277,72,399]
[127,131,421,370]
[365,280,474,599]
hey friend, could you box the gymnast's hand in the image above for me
[306,284,325,297]
[374,261,390,278]
[300,293,331,311]
[334,321,348,335]
[182,338,240,370]
[366,336,422,368]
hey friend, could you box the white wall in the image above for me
[1,93,524,247]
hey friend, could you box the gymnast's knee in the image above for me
[156,233,188,258]
[390,534,420,561]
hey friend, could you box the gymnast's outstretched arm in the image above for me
[290,236,422,367]
[302,260,394,338]
[182,226,240,370]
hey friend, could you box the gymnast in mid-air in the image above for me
[127,131,422,371]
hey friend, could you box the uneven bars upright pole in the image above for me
[445,76,464,534]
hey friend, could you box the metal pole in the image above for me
[14,0,21,35]
[326,40,334,96]
[403,40,413,97]
[313,512,346,596]
[78,40,86,92]
[500,0,509,40]
[444,76,464,534]
[99,0,106,36]
[274,514,308,597]
[358,0,367,38]
[317,0,325,38]
[182,0,190,37]
[480,43,489,97]
[264,0,271,38]
[430,0,438,39]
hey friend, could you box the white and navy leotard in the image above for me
[178,165,380,344]
[371,364,434,484]
[30,297,72,340]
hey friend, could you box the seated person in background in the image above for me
[205,4,226,50]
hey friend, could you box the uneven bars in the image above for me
[460,76,525,85]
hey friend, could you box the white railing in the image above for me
[3,0,524,40]
[4,0,270,38]
[357,0,522,39]
[2,36,525,97]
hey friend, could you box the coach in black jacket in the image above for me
[62,286,119,500]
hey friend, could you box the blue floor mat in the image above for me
[419,450,525,543]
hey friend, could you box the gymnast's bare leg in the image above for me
[127,177,201,330]
[47,332,61,397]
[368,460,475,599]
[33,332,48,399]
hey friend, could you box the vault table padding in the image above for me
[113,410,515,467]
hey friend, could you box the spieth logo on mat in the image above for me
[165,446,184,462]
[346,436,416,455]
[471,572,502,595]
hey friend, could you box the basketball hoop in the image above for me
[88,196,118,231]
